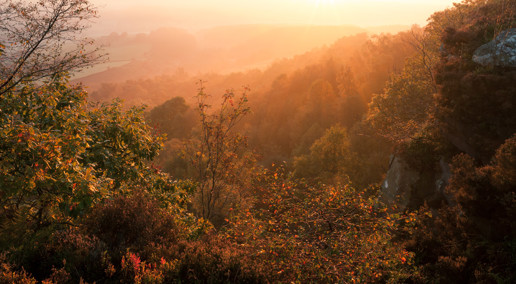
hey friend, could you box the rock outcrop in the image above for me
[473,28,516,67]
[379,156,451,210]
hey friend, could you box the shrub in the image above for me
[0,254,36,284]
[165,237,265,283]
[43,229,112,283]
[83,191,178,260]
[227,167,418,283]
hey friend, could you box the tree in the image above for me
[0,76,186,249]
[146,96,196,140]
[366,56,437,142]
[0,0,103,95]
[185,84,254,226]
[400,1,516,282]
[432,1,516,163]
[293,125,355,183]
[0,74,201,282]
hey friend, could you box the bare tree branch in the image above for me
[0,0,105,95]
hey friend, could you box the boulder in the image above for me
[380,155,451,210]
[473,28,516,67]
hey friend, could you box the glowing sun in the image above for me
[311,0,336,5]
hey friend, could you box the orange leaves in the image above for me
[220,167,417,282]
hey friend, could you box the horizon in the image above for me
[88,0,458,35]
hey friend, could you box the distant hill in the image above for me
[365,25,410,35]
[85,32,372,108]
[74,25,369,89]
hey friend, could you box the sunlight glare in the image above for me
[310,0,336,6]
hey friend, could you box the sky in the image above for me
[89,0,459,35]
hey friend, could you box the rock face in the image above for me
[473,28,516,67]
[379,156,451,210]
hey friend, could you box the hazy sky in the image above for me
[89,0,459,35]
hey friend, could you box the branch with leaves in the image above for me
[0,0,104,95]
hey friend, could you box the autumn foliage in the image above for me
[1,0,515,283]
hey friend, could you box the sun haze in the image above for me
[90,0,458,34]
[3,0,515,283]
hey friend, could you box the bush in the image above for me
[83,191,178,260]
[0,254,36,284]
[227,167,418,283]
[43,229,113,283]
[168,237,265,283]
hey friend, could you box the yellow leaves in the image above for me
[88,184,97,193]
[84,167,93,180]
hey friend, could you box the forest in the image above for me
[0,0,515,283]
